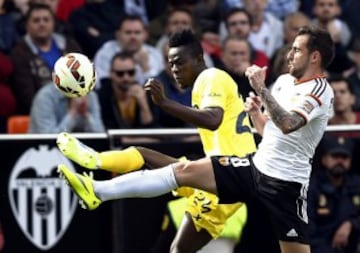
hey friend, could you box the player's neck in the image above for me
[295,68,325,84]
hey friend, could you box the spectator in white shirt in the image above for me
[243,0,284,58]
[94,14,164,88]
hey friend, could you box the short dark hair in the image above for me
[297,26,334,69]
[25,3,55,23]
[328,74,354,94]
[118,14,145,30]
[167,7,193,25]
[222,35,250,51]
[224,7,252,28]
[111,51,135,66]
[168,29,203,56]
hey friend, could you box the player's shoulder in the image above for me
[200,67,231,78]
[307,76,333,99]
[276,73,295,83]
[271,73,295,90]
[199,68,235,86]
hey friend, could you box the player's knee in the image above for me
[170,240,190,253]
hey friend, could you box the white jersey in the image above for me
[253,74,334,184]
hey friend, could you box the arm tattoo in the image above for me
[259,87,306,133]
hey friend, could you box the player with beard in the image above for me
[58,26,335,253]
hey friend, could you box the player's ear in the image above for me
[196,53,204,64]
[311,51,320,65]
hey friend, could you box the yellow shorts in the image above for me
[168,190,247,240]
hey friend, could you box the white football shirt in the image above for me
[252,74,334,184]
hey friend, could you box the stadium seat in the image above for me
[7,115,30,134]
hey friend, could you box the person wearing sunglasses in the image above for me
[97,51,154,129]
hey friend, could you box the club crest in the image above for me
[8,145,77,250]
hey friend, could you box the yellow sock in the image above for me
[99,147,145,173]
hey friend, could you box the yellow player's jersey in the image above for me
[177,68,257,239]
[192,68,256,157]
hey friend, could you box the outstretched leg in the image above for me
[57,132,179,172]
[57,157,217,209]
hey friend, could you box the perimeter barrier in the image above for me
[0,125,358,253]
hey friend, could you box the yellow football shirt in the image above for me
[178,68,257,238]
[192,68,256,157]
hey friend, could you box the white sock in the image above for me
[93,164,179,201]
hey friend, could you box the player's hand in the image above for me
[144,78,167,105]
[244,92,262,116]
[245,65,267,94]
[332,221,352,250]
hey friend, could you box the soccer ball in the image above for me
[52,53,96,98]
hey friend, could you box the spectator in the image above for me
[155,8,193,53]
[0,52,16,133]
[97,51,154,129]
[30,0,74,37]
[0,0,19,54]
[244,0,284,58]
[221,7,269,68]
[10,3,81,115]
[328,76,360,138]
[28,82,104,133]
[312,0,353,75]
[283,11,311,45]
[217,35,254,98]
[193,0,221,33]
[155,7,214,68]
[347,36,360,111]
[153,42,192,128]
[93,14,164,87]
[68,0,167,58]
[312,0,351,47]
[308,135,360,253]
[268,12,310,84]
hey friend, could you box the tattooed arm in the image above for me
[259,87,306,134]
[245,65,306,134]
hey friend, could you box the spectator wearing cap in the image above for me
[308,135,360,253]
[348,36,360,111]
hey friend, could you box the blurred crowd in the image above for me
[1,0,360,135]
[2,0,360,252]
